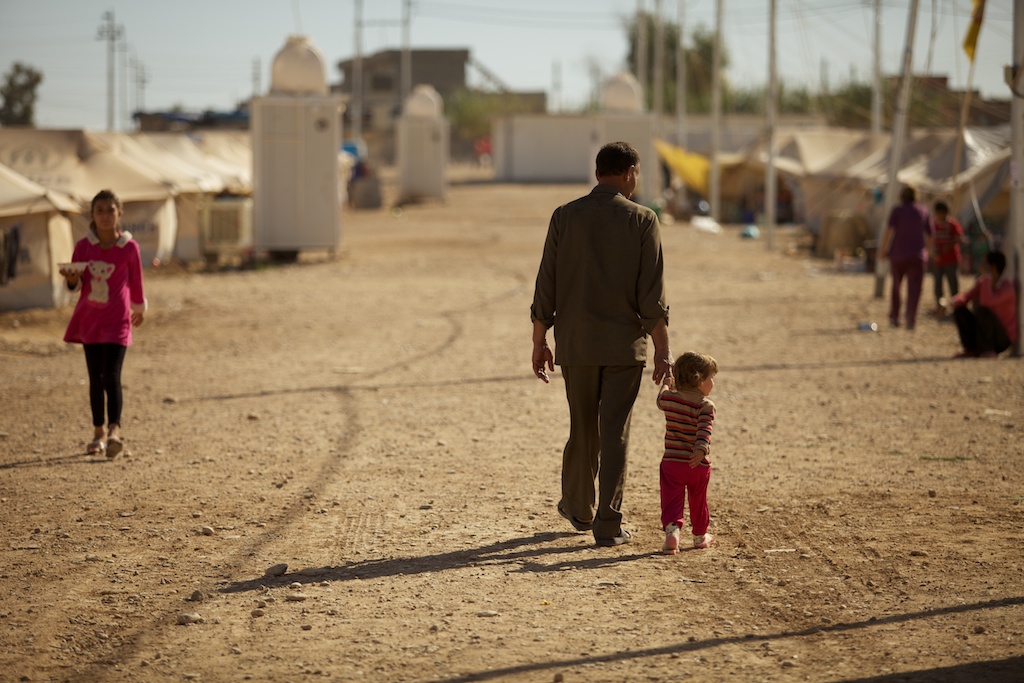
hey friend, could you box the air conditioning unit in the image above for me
[201,196,253,263]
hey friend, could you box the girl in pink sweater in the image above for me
[61,190,147,457]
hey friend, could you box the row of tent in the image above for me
[0,129,254,311]
[2,124,1013,311]
[658,124,1011,258]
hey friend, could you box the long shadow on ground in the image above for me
[220,531,653,594]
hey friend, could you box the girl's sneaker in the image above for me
[662,524,681,555]
[693,533,715,549]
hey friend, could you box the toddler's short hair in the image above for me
[673,351,718,390]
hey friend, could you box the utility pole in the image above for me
[120,35,129,130]
[353,0,364,141]
[675,0,686,149]
[871,0,882,136]
[133,51,147,113]
[952,55,980,212]
[590,62,602,110]
[710,0,723,222]
[401,0,412,107]
[765,0,777,250]
[96,10,123,132]
[874,0,919,298]
[636,0,647,107]
[1008,1,1023,355]
[252,58,261,99]
[652,0,665,126]
[552,60,562,113]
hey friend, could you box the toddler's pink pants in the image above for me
[660,459,711,536]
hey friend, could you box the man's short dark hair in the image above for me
[596,142,639,177]
[933,200,949,214]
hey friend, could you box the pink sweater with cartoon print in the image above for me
[64,231,147,346]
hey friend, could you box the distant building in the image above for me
[335,48,546,162]
[135,48,547,162]
[335,48,471,133]
[884,74,1009,127]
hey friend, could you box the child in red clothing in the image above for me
[950,250,1017,358]
[657,351,718,554]
[930,200,966,313]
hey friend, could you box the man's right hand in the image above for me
[533,344,554,383]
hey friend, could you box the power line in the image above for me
[414,2,619,29]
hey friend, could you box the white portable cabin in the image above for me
[396,85,449,204]
[251,35,344,256]
[492,72,659,201]
[0,163,79,311]
[492,114,594,183]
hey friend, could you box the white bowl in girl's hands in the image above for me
[58,262,88,275]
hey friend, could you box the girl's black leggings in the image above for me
[83,343,127,428]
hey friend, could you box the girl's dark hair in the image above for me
[89,189,122,233]
[91,189,122,211]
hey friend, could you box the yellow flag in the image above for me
[962,0,986,62]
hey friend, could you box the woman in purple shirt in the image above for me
[880,186,933,330]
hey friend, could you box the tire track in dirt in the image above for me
[61,263,527,680]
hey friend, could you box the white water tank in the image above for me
[271,35,328,96]
[403,84,443,118]
[602,72,644,113]
[397,85,449,205]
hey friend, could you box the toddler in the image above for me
[657,351,718,553]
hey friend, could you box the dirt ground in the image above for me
[1,173,1022,683]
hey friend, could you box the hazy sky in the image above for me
[0,0,1014,131]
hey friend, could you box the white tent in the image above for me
[0,162,80,311]
[93,131,226,263]
[715,126,1011,251]
[192,131,253,184]
[0,129,178,267]
[136,132,251,194]
[109,132,255,264]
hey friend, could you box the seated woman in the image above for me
[950,250,1017,358]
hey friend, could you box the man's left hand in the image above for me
[533,344,554,383]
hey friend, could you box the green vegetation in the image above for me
[0,62,43,127]
[623,12,985,127]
